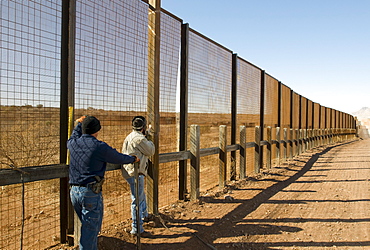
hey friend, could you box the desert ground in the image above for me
[49,137,370,250]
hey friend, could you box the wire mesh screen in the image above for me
[0,0,61,249]
[327,108,332,128]
[313,102,320,129]
[301,97,307,129]
[264,75,278,129]
[280,85,291,157]
[281,85,291,129]
[264,75,278,166]
[332,109,336,129]
[236,58,261,175]
[292,92,300,129]
[74,0,149,227]
[307,100,313,129]
[321,106,326,128]
[158,11,181,207]
[188,30,232,192]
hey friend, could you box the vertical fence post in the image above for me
[255,126,261,173]
[178,23,189,200]
[147,0,161,215]
[306,129,310,150]
[259,70,265,172]
[313,129,316,148]
[231,54,238,181]
[283,128,287,162]
[190,125,200,200]
[266,126,272,169]
[219,125,227,188]
[60,0,76,245]
[312,129,316,148]
[276,127,280,166]
[289,129,293,159]
[306,129,308,150]
[295,129,299,156]
[299,129,303,155]
[239,125,246,179]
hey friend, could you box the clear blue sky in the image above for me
[161,0,370,115]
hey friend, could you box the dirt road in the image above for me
[53,139,370,249]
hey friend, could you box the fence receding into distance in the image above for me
[0,0,357,249]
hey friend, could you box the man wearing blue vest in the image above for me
[68,115,139,250]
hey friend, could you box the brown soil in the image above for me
[51,139,370,250]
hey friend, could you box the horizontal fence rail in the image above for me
[0,127,356,187]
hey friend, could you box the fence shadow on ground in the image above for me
[153,141,357,249]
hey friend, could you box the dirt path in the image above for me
[52,139,370,249]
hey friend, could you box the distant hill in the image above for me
[352,107,370,119]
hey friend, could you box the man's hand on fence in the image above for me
[145,124,153,141]
[133,155,140,163]
[76,115,87,124]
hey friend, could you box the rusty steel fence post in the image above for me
[259,70,265,173]
[219,125,227,189]
[178,23,189,200]
[289,129,293,159]
[190,125,200,200]
[276,127,281,166]
[283,128,287,162]
[266,126,272,170]
[60,0,76,245]
[239,125,246,179]
[254,126,261,174]
[147,0,161,216]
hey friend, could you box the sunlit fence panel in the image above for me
[307,100,313,129]
[74,0,149,227]
[301,97,307,129]
[293,92,300,129]
[281,85,291,156]
[314,102,321,129]
[236,58,261,175]
[264,75,279,167]
[188,29,232,192]
[158,10,181,207]
[0,1,62,249]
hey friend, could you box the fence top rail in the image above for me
[189,27,233,54]
[236,55,263,71]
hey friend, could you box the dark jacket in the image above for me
[67,123,136,185]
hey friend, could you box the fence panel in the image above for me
[321,106,326,128]
[236,58,261,176]
[188,29,232,192]
[307,100,313,129]
[314,102,320,129]
[74,0,149,227]
[264,75,279,167]
[0,1,62,249]
[158,10,181,207]
[281,85,291,157]
[301,97,307,129]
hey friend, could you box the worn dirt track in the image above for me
[53,138,370,250]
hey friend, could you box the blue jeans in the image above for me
[70,185,103,250]
[126,176,148,234]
